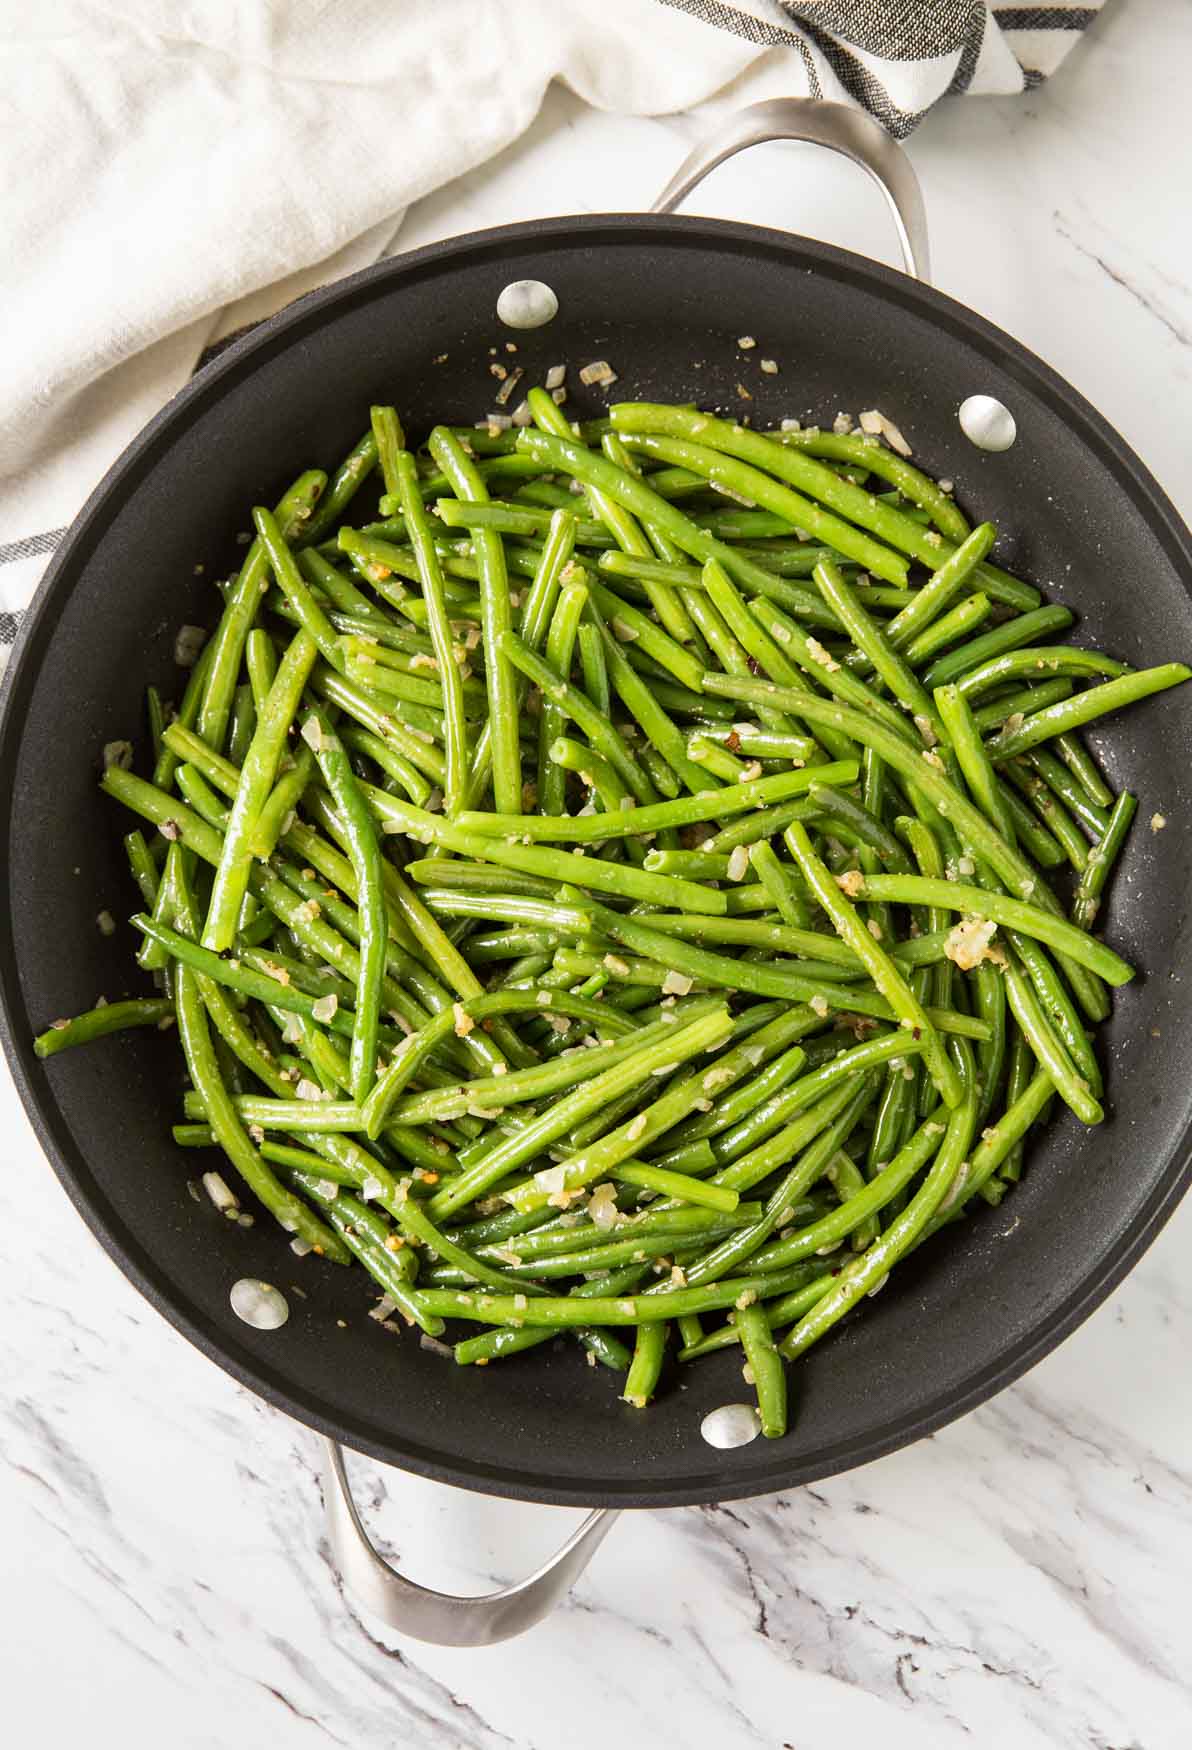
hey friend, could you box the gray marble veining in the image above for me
[3,2,1191,1743]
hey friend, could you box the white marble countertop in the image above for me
[4,3,1192,1745]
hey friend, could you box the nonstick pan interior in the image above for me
[2,217,1191,1508]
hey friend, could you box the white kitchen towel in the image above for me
[0,0,1106,659]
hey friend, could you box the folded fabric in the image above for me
[0,0,1106,661]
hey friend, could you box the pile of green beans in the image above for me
[36,387,1187,1442]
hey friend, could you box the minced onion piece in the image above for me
[494,367,523,407]
[174,624,206,668]
[579,360,617,387]
[202,1171,239,1214]
[103,740,134,772]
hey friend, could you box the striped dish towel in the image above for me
[0,0,1105,668]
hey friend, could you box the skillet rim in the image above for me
[1,212,1190,1509]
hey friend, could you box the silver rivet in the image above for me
[959,395,1017,452]
[700,1403,762,1449]
[497,280,559,330]
[230,1278,289,1330]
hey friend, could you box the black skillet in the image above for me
[2,101,1191,1643]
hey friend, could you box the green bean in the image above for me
[312,665,446,781]
[825,1147,878,1249]
[955,643,1125,699]
[703,795,822,853]
[1024,748,1110,838]
[299,711,385,1105]
[933,682,1016,843]
[936,1069,1052,1216]
[498,632,656,804]
[618,420,1035,619]
[201,629,318,950]
[297,547,380,620]
[923,608,1077,691]
[549,735,632,816]
[576,620,610,717]
[175,961,349,1260]
[391,450,470,813]
[574,897,988,1036]
[35,997,175,1058]
[700,673,1110,1018]
[590,582,704,691]
[369,406,405,497]
[812,557,938,733]
[242,628,276,711]
[426,1006,732,1220]
[595,612,720,796]
[662,1043,816,1154]
[175,763,230,829]
[454,1265,646,1369]
[289,1171,442,1334]
[993,778,1066,870]
[360,987,639,1139]
[1054,731,1114,809]
[132,913,362,1035]
[686,1077,874,1284]
[415,1256,837,1328]
[151,638,215,793]
[366,788,729,916]
[611,1163,739,1211]
[250,746,316,863]
[459,725,857,842]
[609,413,916,582]
[748,840,811,929]
[836,873,1130,984]
[538,574,589,814]
[497,1011,778,1213]
[301,430,378,547]
[758,1113,945,1276]
[1002,759,1089,870]
[197,471,325,752]
[778,1055,976,1360]
[339,725,432,807]
[807,784,914,872]
[785,822,960,1107]
[620,1320,669,1407]
[600,545,836,631]
[1003,954,1102,1124]
[516,427,909,603]
[970,678,1074,736]
[884,523,997,648]
[428,428,522,814]
[769,425,970,542]
[735,1303,787,1436]
[902,593,993,668]
[1072,791,1137,929]
[987,666,1190,761]
[253,504,344,671]
[226,683,256,768]
[123,829,159,911]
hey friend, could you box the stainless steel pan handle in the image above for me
[323,1438,620,1645]
[652,97,930,282]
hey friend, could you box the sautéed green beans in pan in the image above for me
[37,387,1188,1441]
